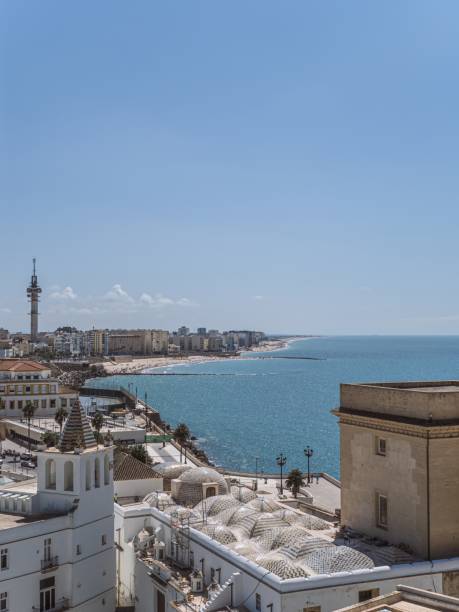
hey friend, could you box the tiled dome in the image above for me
[194,495,240,517]
[172,467,228,506]
[256,555,309,579]
[197,524,238,545]
[292,513,332,530]
[230,485,257,503]
[247,498,280,513]
[301,545,374,575]
[154,463,192,480]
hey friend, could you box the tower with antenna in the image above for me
[27,258,42,342]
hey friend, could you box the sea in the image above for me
[84,335,459,479]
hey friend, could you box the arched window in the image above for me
[45,459,56,490]
[85,460,91,490]
[94,457,100,488]
[64,461,74,491]
[104,454,110,486]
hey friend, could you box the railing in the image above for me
[32,598,70,612]
[41,555,59,571]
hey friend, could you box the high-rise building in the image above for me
[26,258,42,343]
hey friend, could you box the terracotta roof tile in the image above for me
[0,359,49,372]
[114,451,162,481]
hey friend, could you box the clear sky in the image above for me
[2,1,459,334]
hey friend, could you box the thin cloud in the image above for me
[50,286,77,300]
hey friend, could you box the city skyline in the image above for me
[3,2,459,334]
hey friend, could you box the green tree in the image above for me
[126,444,151,465]
[285,468,305,498]
[174,423,190,463]
[42,431,59,448]
[54,406,68,435]
[92,411,104,447]
[22,401,36,453]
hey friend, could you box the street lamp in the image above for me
[304,446,314,484]
[255,456,259,489]
[276,453,287,496]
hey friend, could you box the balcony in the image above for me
[41,556,59,572]
[32,598,70,612]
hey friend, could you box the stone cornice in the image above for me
[332,409,459,439]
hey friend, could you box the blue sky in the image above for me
[2,1,459,334]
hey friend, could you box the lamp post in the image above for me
[255,456,259,489]
[304,446,314,484]
[276,453,287,496]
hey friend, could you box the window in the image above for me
[17,400,22,410]
[76,545,81,556]
[0,592,7,611]
[256,593,261,611]
[101,534,107,546]
[25,386,31,393]
[358,588,379,602]
[376,437,386,456]
[104,454,110,485]
[41,399,47,409]
[40,577,55,611]
[85,461,91,490]
[0,549,8,570]
[50,399,56,409]
[44,538,52,562]
[376,493,388,528]
[94,458,100,488]
[45,459,56,490]
[64,461,74,491]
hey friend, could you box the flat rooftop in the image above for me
[338,381,459,423]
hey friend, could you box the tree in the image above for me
[42,431,59,448]
[125,444,151,465]
[54,406,68,435]
[174,423,190,463]
[92,411,104,447]
[22,401,36,453]
[285,468,305,498]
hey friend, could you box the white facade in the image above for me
[115,502,459,612]
[0,442,116,611]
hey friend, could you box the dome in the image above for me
[154,463,192,480]
[247,498,280,513]
[228,541,260,561]
[194,495,240,517]
[270,526,312,549]
[197,524,238,545]
[179,467,227,486]
[279,537,333,561]
[172,467,228,506]
[249,513,290,538]
[301,545,374,575]
[256,555,309,579]
[292,513,332,530]
[230,485,257,503]
[162,505,201,523]
[272,509,302,524]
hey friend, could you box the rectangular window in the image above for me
[25,386,31,393]
[8,401,14,410]
[256,593,261,611]
[44,538,52,561]
[0,549,8,570]
[376,437,386,456]
[76,545,81,556]
[41,399,46,409]
[0,592,7,611]
[101,534,107,546]
[50,399,56,409]
[376,493,388,528]
[358,588,379,602]
[17,400,22,410]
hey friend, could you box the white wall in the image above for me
[115,478,162,499]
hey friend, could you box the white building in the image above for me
[0,359,76,419]
[0,400,115,611]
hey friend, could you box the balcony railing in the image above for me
[41,556,59,571]
[32,598,70,612]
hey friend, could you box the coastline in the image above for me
[98,336,311,375]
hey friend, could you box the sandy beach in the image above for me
[100,336,310,375]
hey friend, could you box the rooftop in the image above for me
[0,359,49,372]
[338,381,459,423]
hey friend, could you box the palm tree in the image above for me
[54,406,68,436]
[285,468,305,498]
[174,423,190,463]
[22,401,36,453]
[92,411,104,447]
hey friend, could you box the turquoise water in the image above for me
[85,336,459,478]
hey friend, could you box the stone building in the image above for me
[334,381,459,560]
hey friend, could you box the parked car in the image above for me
[21,460,35,469]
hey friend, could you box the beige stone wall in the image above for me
[340,421,429,557]
[429,437,459,559]
[340,382,459,421]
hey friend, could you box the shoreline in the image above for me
[98,336,313,375]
